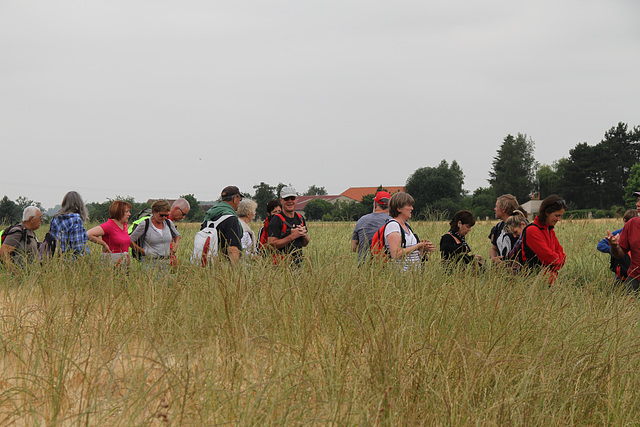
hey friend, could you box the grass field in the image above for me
[1,218,639,425]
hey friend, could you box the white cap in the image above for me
[280,186,297,198]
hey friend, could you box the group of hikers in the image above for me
[0,186,310,272]
[352,191,568,283]
[1,186,639,288]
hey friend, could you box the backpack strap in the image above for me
[383,219,407,249]
[447,231,462,245]
[520,222,543,267]
[204,214,234,230]
[2,224,28,246]
[273,213,302,235]
[164,219,179,239]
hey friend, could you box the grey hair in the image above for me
[57,191,89,222]
[23,206,41,222]
[237,199,258,218]
[172,198,190,211]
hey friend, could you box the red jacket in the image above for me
[525,216,566,282]
[618,216,640,280]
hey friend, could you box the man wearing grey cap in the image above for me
[267,186,309,265]
[201,186,244,263]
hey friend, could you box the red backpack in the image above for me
[370,219,409,260]
[257,218,270,251]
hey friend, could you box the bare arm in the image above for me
[227,246,240,263]
[351,239,358,252]
[0,244,17,272]
[490,245,502,263]
[386,232,430,260]
[268,225,308,250]
[87,225,110,252]
[606,231,626,259]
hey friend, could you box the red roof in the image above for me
[340,186,405,203]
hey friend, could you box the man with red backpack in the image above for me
[267,186,309,265]
[351,191,391,263]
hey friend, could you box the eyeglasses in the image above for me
[283,196,297,201]
[177,207,187,216]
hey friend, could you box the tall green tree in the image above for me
[0,196,20,225]
[536,160,566,199]
[304,199,333,221]
[87,196,147,223]
[624,163,640,207]
[405,160,465,218]
[561,142,602,208]
[597,122,640,207]
[304,185,328,196]
[488,133,537,203]
[252,182,277,220]
[470,187,496,220]
[15,196,44,213]
[332,200,369,221]
[560,123,640,209]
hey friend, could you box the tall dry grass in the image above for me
[0,218,639,425]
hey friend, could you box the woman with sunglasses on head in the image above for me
[520,195,568,283]
[129,199,180,268]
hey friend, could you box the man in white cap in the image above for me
[267,186,309,265]
[351,190,391,263]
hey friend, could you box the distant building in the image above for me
[340,186,405,202]
[521,200,542,220]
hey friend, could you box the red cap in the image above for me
[374,191,391,208]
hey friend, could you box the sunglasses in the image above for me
[158,213,170,218]
[283,196,297,201]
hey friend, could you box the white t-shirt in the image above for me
[383,220,420,271]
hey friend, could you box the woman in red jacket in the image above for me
[522,195,568,283]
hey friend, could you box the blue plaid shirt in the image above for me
[50,213,90,255]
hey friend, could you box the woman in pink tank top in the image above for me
[87,200,137,265]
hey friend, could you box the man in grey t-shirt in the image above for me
[0,206,42,271]
[351,191,392,263]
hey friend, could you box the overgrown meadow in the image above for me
[1,218,639,425]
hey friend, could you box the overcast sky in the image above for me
[2,0,639,208]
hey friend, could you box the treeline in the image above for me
[2,122,638,224]
[0,194,204,225]
[307,122,640,221]
[405,122,640,219]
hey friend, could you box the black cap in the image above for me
[221,186,241,199]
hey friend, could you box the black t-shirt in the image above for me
[267,213,306,257]
[209,214,242,256]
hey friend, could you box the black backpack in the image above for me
[130,218,151,261]
[38,232,57,260]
